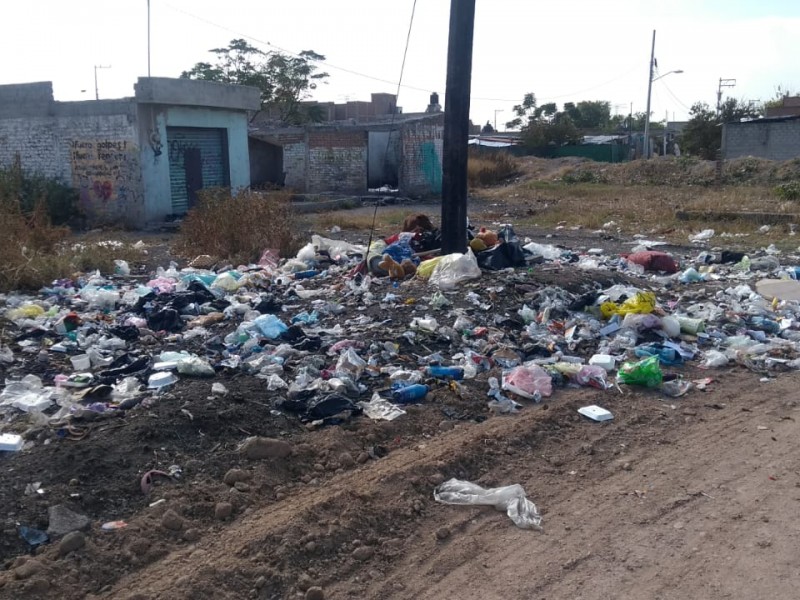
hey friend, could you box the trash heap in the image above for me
[2,220,800,453]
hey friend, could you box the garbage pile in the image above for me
[2,219,800,453]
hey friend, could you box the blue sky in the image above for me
[2,0,799,126]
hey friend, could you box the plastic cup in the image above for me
[70,354,91,371]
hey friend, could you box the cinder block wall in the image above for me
[723,119,800,161]
[0,84,145,225]
[307,130,367,193]
[400,118,444,196]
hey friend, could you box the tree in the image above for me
[505,93,580,148]
[680,99,762,159]
[481,121,495,134]
[181,39,329,125]
[565,100,612,130]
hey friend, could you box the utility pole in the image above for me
[94,65,111,100]
[663,109,668,156]
[643,29,656,159]
[494,109,503,131]
[441,0,476,254]
[717,78,736,115]
[147,0,152,77]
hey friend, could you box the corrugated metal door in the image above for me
[166,127,229,214]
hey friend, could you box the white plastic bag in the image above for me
[434,478,543,530]
[429,249,481,290]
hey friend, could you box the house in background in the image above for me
[765,96,800,118]
[249,93,444,196]
[722,115,800,161]
[0,77,260,226]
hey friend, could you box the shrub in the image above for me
[467,151,519,188]
[0,163,79,225]
[775,181,800,201]
[176,188,303,263]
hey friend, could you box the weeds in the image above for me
[468,151,519,188]
[176,188,303,264]
[775,181,800,201]
[0,162,79,225]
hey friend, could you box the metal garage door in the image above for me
[166,127,229,214]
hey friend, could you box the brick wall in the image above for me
[400,118,444,196]
[723,119,800,161]
[306,130,367,193]
[0,105,145,225]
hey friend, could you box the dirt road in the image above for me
[85,369,799,600]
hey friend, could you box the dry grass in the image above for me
[0,200,143,291]
[468,151,520,188]
[312,209,408,232]
[176,188,303,264]
[475,178,800,251]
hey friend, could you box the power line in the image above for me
[160,1,640,106]
[161,1,434,93]
[658,79,692,111]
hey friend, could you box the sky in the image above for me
[2,0,800,128]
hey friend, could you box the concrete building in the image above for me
[764,96,800,118]
[0,78,260,226]
[722,115,800,161]
[249,113,444,196]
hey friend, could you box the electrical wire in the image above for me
[361,0,418,278]
[658,79,692,112]
[161,1,434,93]
[160,1,640,105]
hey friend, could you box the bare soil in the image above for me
[1,204,799,600]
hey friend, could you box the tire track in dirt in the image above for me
[353,373,800,600]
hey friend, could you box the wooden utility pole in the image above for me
[441,0,476,254]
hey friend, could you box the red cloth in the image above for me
[624,251,678,273]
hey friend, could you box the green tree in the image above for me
[680,99,761,159]
[181,39,329,125]
[505,93,580,148]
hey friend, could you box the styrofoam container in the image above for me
[0,433,24,452]
[70,354,91,371]
[588,354,615,371]
[148,372,178,389]
[578,405,614,422]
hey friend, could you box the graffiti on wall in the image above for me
[70,139,142,221]
[420,141,442,194]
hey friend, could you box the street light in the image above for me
[643,29,683,159]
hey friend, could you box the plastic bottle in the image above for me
[426,366,465,380]
[391,383,429,403]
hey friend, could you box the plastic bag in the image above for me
[210,272,241,292]
[502,364,552,400]
[429,249,481,290]
[600,292,656,319]
[702,349,729,368]
[253,314,288,339]
[523,242,562,260]
[416,256,444,280]
[176,355,215,377]
[335,347,367,380]
[433,479,543,530]
[575,365,609,389]
[617,355,663,388]
[358,393,406,421]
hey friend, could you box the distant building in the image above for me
[765,96,800,118]
[722,115,800,160]
[249,93,444,196]
[0,78,260,226]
